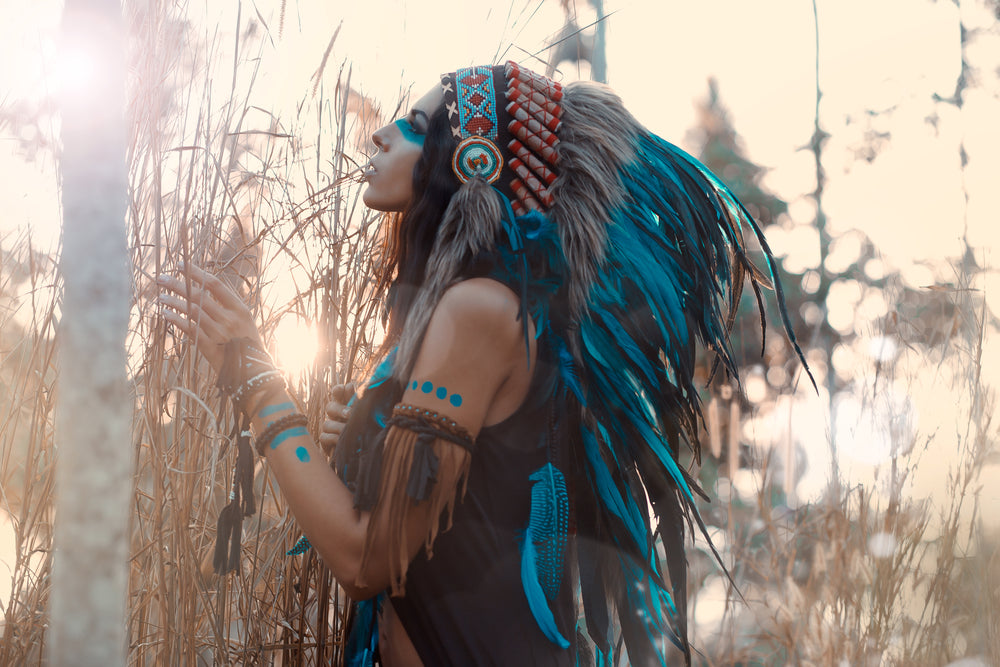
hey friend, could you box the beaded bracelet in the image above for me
[254,412,310,457]
[233,371,286,415]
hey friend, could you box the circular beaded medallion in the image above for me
[451,136,503,183]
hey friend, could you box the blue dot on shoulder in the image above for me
[421,381,433,393]
[295,446,310,463]
[450,394,463,407]
[436,387,447,400]
[411,381,418,390]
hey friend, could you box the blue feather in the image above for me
[285,535,311,555]
[345,595,381,667]
[567,125,817,664]
[555,339,583,402]
[521,535,570,648]
[366,349,395,389]
[521,463,570,648]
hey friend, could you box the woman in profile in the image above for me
[158,62,808,666]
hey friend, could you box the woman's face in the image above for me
[363,84,444,212]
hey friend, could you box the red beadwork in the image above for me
[461,72,490,86]
[507,83,563,118]
[465,115,495,136]
[508,140,558,183]
[505,61,563,101]
[511,177,544,211]
[506,98,561,134]
[509,158,554,207]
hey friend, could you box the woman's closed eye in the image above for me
[394,117,426,145]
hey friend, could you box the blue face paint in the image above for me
[394,118,425,146]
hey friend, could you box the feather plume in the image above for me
[521,463,570,647]
[552,79,813,666]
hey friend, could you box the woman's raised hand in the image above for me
[156,264,265,374]
[319,382,355,457]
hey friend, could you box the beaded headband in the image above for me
[441,62,564,216]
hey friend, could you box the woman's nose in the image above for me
[371,125,389,150]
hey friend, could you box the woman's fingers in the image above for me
[319,419,346,456]
[327,383,356,419]
[158,267,260,336]
[331,382,356,403]
[157,273,230,325]
[325,398,351,422]
[318,383,356,456]
[157,292,229,343]
[155,264,265,372]
[178,263,252,315]
[158,304,196,337]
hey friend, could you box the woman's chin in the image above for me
[362,187,385,211]
[363,189,405,213]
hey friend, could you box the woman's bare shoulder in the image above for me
[430,278,529,363]
[438,277,521,315]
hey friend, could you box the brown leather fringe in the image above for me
[356,426,472,596]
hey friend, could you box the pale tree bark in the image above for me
[50,1,130,665]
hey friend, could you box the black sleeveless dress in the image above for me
[387,350,575,666]
[336,341,577,666]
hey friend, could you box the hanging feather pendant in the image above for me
[520,463,570,648]
[286,535,311,556]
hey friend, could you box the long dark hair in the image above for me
[379,102,459,341]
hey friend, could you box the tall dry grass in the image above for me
[0,232,59,664]
[121,3,392,664]
[4,1,391,663]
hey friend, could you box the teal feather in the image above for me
[286,535,311,555]
[344,595,381,667]
[566,125,815,665]
[521,463,570,647]
[555,339,583,402]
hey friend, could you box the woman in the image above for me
[158,62,809,666]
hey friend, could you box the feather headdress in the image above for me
[387,61,811,665]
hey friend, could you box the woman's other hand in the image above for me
[156,263,265,374]
[320,382,355,457]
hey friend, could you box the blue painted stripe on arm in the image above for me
[260,402,295,418]
[270,426,309,450]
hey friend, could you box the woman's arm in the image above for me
[158,268,533,598]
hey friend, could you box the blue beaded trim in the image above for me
[456,65,498,140]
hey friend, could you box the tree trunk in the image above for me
[50,1,131,664]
